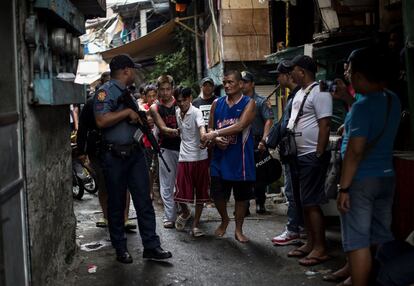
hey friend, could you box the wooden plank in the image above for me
[221,9,269,36]
[221,0,268,9]
[222,35,270,61]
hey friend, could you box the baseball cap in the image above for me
[291,55,317,74]
[270,60,294,75]
[109,54,142,71]
[200,77,214,86]
[241,71,255,82]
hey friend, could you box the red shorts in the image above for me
[175,159,210,204]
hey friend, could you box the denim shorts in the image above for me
[340,176,395,252]
[294,151,330,207]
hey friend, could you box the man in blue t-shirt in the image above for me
[337,48,401,286]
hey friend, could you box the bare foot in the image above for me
[235,232,249,243]
[214,219,229,237]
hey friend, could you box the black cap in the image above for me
[200,77,214,86]
[241,71,255,82]
[109,54,142,71]
[270,60,294,75]
[291,55,317,74]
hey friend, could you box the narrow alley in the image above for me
[70,193,344,286]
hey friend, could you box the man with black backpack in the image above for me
[267,60,306,246]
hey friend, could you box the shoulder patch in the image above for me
[97,90,107,102]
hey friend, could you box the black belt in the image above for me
[103,143,140,157]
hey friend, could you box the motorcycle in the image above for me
[71,134,98,200]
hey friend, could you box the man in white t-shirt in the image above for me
[286,55,332,267]
[174,87,210,237]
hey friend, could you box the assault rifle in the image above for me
[118,88,171,173]
[266,84,280,100]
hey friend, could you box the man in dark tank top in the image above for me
[150,75,181,228]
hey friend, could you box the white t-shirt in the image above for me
[176,105,208,162]
[287,82,332,156]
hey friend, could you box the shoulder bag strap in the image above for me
[292,83,319,130]
[363,91,392,158]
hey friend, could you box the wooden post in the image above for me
[194,3,202,81]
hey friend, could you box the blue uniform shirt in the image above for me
[251,92,274,138]
[93,79,138,145]
[341,90,401,179]
[211,95,256,181]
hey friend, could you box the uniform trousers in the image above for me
[101,148,160,254]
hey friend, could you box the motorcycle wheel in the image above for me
[84,177,98,194]
[72,172,84,200]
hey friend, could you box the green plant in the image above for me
[146,27,198,92]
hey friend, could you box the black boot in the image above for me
[143,246,172,260]
[116,251,133,264]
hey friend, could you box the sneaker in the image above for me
[271,229,300,246]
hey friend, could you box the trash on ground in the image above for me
[305,270,318,276]
[80,240,110,252]
[87,264,97,274]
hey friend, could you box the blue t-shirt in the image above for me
[210,95,256,181]
[341,90,401,179]
[93,79,138,145]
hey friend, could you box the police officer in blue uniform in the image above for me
[94,54,172,263]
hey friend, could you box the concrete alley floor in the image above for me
[69,192,346,286]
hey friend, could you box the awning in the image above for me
[75,55,109,85]
[101,20,177,62]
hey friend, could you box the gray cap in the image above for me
[241,71,254,82]
[200,77,214,86]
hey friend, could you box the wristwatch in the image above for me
[337,184,350,193]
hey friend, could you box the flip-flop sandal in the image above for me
[96,218,108,228]
[191,227,205,237]
[175,213,191,231]
[298,255,330,266]
[287,248,310,258]
[163,221,175,229]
